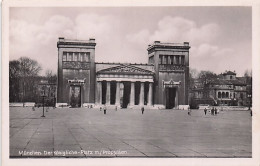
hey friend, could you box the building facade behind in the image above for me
[190,71,250,108]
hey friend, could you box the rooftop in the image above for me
[147,41,190,50]
[223,71,236,75]
[57,37,96,47]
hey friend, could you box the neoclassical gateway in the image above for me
[57,38,190,109]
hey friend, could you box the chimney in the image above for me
[184,42,189,46]
[59,37,65,41]
[89,38,95,42]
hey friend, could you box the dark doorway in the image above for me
[144,82,149,105]
[122,82,131,108]
[101,81,106,104]
[166,88,176,109]
[135,82,140,105]
[69,86,81,107]
[110,81,116,105]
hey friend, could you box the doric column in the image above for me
[179,56,182,65]
[72,52,75,61]
[115,82,120,105]
[129,82,135,105]
[120,83,124,106]
[173,56,176,64]
[95,81,102,104]
[106,81,110,105]
[139,82,144,106]
[147,82,153,106]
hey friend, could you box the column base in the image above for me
[153,104,165,109]
[130,105,156,110]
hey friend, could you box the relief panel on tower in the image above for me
[62,52,90,70]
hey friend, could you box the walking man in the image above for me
[104,105,107,114]
[204,108,207,115]
[141,106,144,114]
[211,107,214,115]
[214,107,217,115]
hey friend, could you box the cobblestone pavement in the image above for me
[9,107,252,158]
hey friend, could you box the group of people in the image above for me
[204,107,219,116]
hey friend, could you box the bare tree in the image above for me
[18,57,42,105]
[244,69,252,77]
[198,70,218,85]
[45,69,57,84]
[9,60,21,102]
[189,68,199,89]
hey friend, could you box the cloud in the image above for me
[126,16,220,45]
[9,13,119,75]
[126,29,150,45]
[191,43,233,58]
[9,13,250,77]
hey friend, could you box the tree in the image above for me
[9,60,21,102]
[198,70,218,85]
[189,68,199,89]
[45,70,57,84]
[244,69,252,108]
[19,57,42,103]
[9,57,42,104]
[244,69,252,77]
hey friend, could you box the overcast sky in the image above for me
[9,7,252,76]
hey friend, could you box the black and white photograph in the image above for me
[2,1,260,166]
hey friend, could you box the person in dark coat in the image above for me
[214,107,217,115]
[188,109,191,116]
[204,108,207,115]
[104,105,107,114]
[141,107,144,114]
[211,107,214,115]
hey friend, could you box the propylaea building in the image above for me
[56,38,190,109]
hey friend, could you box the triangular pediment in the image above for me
[97,65,154,75]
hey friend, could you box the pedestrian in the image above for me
[100,107,102,111]
[204,108,207,115]
[141,106,144,114]
[188,109,191,116]
[214,107,217,115]
[104,105,107,114]
[32,106,35,111]
[211,107,214,115]
[115,106,117,111]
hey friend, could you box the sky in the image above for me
[9,7,252,76]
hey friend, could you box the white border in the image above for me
[2,0,260,166]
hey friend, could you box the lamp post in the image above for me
[40,86,47,117]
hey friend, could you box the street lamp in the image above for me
[40,87,47,117]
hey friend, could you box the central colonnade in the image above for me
[95,76,153,108]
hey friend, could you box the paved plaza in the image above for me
[9,107,252,158]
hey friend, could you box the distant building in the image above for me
[190,71,249,108]
[37,80,57,106]
[56,38,190,108]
